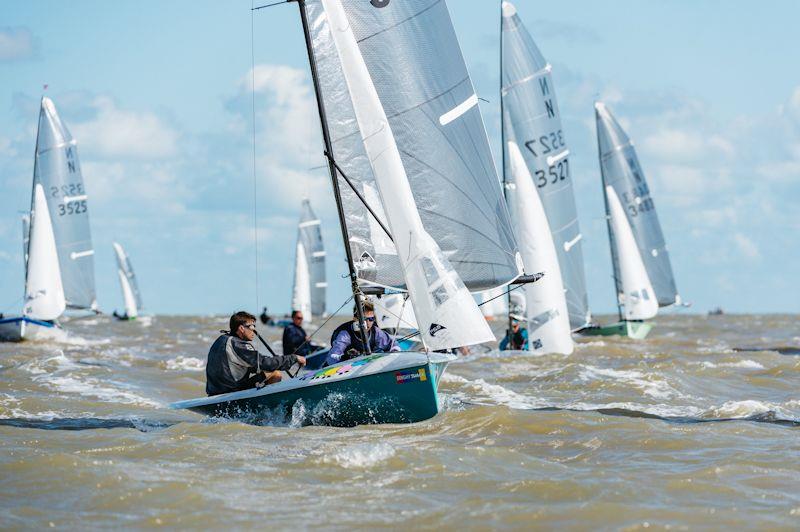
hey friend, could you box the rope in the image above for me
[287,294,354,355]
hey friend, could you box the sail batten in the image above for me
[501,2,591,329]
[595,102,679,308]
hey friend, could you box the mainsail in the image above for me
[32,97,97,311]
[293,199,326,319]
[112,242,142,318]
[501,1,590,329]
[304,0,521,294]
[595,102,679,308]
[316,0,500,349]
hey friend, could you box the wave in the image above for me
[322,443,396,468]
[165,356,205,371]
[0,416,172,432]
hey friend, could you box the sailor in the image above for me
[282,310,320,356]
[206,311,305,396]
[499,316,528,350]
[324,301,399,366]
[259,307,271,325]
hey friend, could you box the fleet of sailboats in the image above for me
[2,2,686,425]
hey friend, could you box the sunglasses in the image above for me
[364,316,375,322]
[243,324,256,331]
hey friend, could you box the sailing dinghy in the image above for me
[291,199,326,321]
[581,102,681,339]
[500,1,591,354]
[112,242,142,320]
[172,0,524,426]
[0,97,97,342]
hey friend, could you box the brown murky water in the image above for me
[1,314,798,529]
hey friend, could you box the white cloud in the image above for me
[0,27,34,61]
[640,128,733,164]
[733,233,760,260]
[70,96,179,159]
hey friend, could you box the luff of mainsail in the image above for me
[595,101,679,308]
[24,184,66,320]
[304,0,521,294]
[501,1,591,329]
[295,199,326,318]
[320,0,494,350]
[112,242,142,318]
[33,97,97,311]
[506,140,573,354]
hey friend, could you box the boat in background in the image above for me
[0,97,96,342]
[112,242,142,320]
[500,1,584,354]
[581,102,681,339]
[172,0,522,425]
[291,199,326,321]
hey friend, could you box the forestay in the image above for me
[296,199,326,318]
[595,102,679,307]
[501,1,590,329]
[304,0,520,292]
[112,242,142,318]
[319,0,495,350]
[32,97,97,311]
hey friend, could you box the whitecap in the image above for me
[323,442,396,468]
[165,356,205,371]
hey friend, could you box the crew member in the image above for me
[282,310,320,356]
[206,311,305,396]
[499,317,528,350]
[324,301,399,366]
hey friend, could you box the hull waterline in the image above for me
[579,320,653,339]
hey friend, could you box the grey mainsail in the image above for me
[304,0,520,292]
[298,199,327,317]
[595,102,679,307]
[32,97,97,310]
[501,2,591,328]
[112,242,142,312]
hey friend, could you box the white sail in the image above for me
[112,242,140,318]
[22,215,30,271]
[506,141,573,354]
[606,186,658,320]
[371,294,418,332]
[292,240,312,319]
[321,0,494,350]
[23,184,66,320]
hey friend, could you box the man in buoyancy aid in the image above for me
[499,315,529,351]
[324,301,400,366]
[206,311,306,396]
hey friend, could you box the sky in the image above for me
[1,0,799,316]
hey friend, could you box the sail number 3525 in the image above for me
[57,200,87,216]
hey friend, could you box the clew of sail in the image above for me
[320,0,494,350]
[595,101,679,307]
[296,199,326,319]
[304,0,521,294]
[501,1,590,329]
[33,97,97,311]
[605,186,658,320]
[506,140,573,354]
[112,242,142,318]
[24,184,66,320]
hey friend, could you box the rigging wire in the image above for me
[286,293,354,355]
[250,0,260,315]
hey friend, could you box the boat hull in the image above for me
[0,316,62,342]
[171,351,454,427]
[579,320,653,339]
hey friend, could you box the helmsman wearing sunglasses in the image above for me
[324,300,400,367]
[206,311,306,396]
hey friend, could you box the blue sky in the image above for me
[1,0,798,316]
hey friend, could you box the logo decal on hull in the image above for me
[395,368,426,384]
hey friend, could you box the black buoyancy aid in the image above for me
[330,321,377,355]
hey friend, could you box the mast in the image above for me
[499,1,515,344]
[296,0,371,352]
[595,104,623,321]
